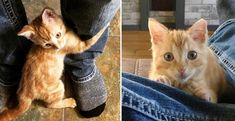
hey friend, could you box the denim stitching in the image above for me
[2,0,19,29]
[122,87,205,121]
[122,88,189,121]
[210,45,235,74]
[73,67,96,83]
[122,87,162,120]
[210,46,222,57]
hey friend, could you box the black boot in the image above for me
[0,84,17,112]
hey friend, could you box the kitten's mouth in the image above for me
[180,74,187,80]
[177,73,193,83]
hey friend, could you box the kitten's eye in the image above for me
[164,52,174,61]
[187,51,197,60]
[55,32,61,39]
[45,43,52,48]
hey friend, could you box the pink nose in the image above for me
[178,68,185,76]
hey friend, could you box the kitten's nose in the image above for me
[178,67,185,76]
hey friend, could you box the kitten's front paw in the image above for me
[155,75,172,86]
[67,98,77,108]
[194,89,217,103]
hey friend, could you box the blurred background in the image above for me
[14,0,120,121]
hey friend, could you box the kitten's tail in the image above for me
[80,23,110,51]
[0,97,32,121]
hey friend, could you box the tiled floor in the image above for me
[13,1,120,121]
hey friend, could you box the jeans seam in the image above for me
[122,87,162,121]
[210,45,235,74]
[122,87,205,121]
[2,0,19,30]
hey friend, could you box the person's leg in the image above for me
[0,0,31,111]
[210,0,235,90]
[217,0,235,24]
[122,73,235,121]
[60,0,120,118]
[208,19,235,99]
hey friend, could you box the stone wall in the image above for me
[122,0,219,26]
[122,0,175,25]
[122,0,140,25]
[185,0,219,25]
[149,11,175,23]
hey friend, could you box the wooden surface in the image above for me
[122,31,152,59]
[122,58,151,78]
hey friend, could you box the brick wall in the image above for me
[185,0,219,25]
[149,11,175,23]
[122,0,140,25]
[122,0,175,25]
[122,0,219,26]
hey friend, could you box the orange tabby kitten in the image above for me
[148,18,228,103]
[0,8,108,121]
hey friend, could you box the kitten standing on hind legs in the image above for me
[148,18,230,103]
[0,7,108,121]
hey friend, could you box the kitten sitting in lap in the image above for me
[0,7,108,121]
[148,18,231,103]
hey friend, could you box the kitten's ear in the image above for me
[42,8,56,25]
[148,18,168,44]
[189,19,208,43]
[17,25,35,40]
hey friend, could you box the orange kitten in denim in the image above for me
[148,18,229,103]
[0,8,108,121]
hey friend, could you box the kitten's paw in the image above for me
[194,89,217,103]
[155,75,172,86]
[67,98,77,108]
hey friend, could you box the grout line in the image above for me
[62,109,64,121]
[134,59,138,75]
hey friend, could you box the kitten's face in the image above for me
[149,18,208,83]
[18,8,66,49]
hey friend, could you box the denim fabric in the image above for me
[208,19,235,89]
[0,0,31,86]
[122,73,235,121]
[64,29,109,79]
[61,0,120,80]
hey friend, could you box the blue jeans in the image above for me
[61,0,120,80]
[0,0,120,85]
[122,73,235,121]
[122,19,235,121]
[208,19,235,89]
[0,0,31,86]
